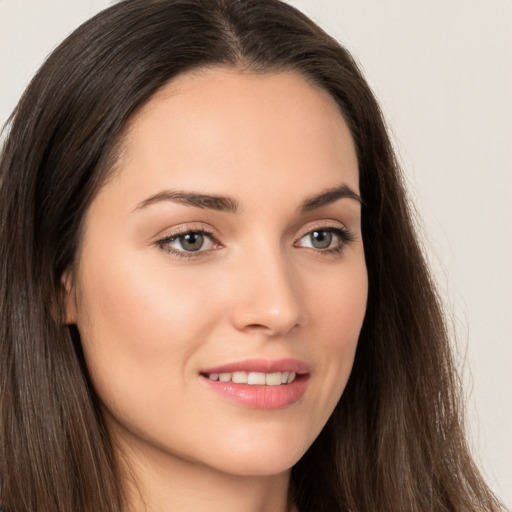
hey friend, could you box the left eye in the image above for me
[160,231,216,253]
[296,228,347,251]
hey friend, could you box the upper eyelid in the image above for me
[156,221,350,239]
[156,223,216,240]
[295,226,352,246]
[154,225,219,256]
[154,218,354,246]
[155,229,218,259]
[294,221,349,240]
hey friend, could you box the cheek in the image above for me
[306,260,367,415]
[78,248,219,343]
[313,258,368,347]
[73,249,223,408]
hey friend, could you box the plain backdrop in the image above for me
[1,0,511,508]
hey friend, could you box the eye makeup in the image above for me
[155,224,220,259]
[155,220,356,261]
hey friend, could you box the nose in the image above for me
[228,246,305,336]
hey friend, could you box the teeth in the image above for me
[266,372,282,386]
[206,371,298,385]
[248,372,266,385]
[231,371,247,384]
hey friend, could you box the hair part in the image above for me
[0,1,504,511]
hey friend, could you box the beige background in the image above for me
[1,0,510,507]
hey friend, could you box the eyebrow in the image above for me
[299,184,363,211]
[133,183,362,214]
[133,190,240,213]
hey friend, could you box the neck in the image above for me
[116,436,297,512]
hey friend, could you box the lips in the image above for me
[199,358,310,409]
[200,358,310,375]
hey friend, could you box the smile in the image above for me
[205,371,297,385]
[199,359,309,409]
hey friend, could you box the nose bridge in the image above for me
[229,240,304,335]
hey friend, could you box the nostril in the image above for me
[241,320,300,337]
[228,262,304,335]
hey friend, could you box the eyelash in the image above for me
[156,226,218,259]
[156,225,355,260]
[294,225,355,256]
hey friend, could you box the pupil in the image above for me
[181,233,203,251]
[312,230,332,249]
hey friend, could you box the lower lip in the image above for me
[200,375,309,409]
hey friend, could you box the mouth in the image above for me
[202,370,298,386]
[199,358,310,409]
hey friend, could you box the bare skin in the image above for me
[64,68,367,512]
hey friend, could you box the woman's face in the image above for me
[65,69,368,476]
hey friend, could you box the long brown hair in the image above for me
[0,1,504,511]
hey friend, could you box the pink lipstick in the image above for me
[199,358,310,409]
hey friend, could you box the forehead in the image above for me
[107,68,359,209]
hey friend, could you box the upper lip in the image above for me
[200,358,310,375]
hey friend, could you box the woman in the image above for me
[0,0,504,511]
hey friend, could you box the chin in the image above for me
[211,453,302,477]
[197,432,312,477]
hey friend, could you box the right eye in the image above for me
[157,229,218,257]
[294,225,354,256]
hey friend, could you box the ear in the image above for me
[61,269,77,324]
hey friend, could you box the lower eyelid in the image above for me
[156,225,354,257]
[156,229,217,253]
[294,227,355,254]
